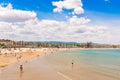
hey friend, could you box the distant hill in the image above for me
[0,39,11,42]
[38,41,79,44]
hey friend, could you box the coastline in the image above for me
[0,48,120,80]
[0,48,119,70]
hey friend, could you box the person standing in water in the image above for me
[20,65,23,72]
[71,60,74,70]
[19,65,23,80]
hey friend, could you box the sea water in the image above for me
[1,49,120,80]
[45,49,120,80]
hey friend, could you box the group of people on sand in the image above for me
[0,48,24,62]
[0,48,38,62]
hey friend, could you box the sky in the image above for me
[0,0,120,44]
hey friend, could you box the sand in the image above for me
[0,47,118,70]
[0,48,59,70]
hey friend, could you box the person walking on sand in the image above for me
[20,65,23,72]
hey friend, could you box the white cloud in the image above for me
[0,3,36,22]
[72,7,84,14]
[0,15,109,43]
[69,16,90,25]
[2,17,119,44]
[52,0,84,14]
[53,7,62,13]
[0,22,13,32]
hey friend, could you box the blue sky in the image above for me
[0,0,120,44]
[0,0,119,21]
[0,0,119,17]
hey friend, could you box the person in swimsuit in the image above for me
[20,65,23,72]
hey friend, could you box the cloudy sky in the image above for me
[0,0,120,44]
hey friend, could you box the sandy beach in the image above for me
[0,48,72,80]
[0,48,120,80]
[0,48,59,70]
[0,48,119,70]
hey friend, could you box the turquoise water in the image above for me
[1,49,120,80]
[45,49,120,80]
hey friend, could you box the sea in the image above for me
[45,49,120,80]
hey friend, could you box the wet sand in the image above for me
[0,48,73,80]
[0,48,58,70]
[0,55,68,80]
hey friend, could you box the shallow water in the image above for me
[45,49,120,80]
[1,49,120,80]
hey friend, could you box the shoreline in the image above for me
[0,48,120,80]
[0,48,120,70]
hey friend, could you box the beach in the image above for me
[0,48,71,80]
[0,48,59,70]
[0,48,81,70]
[0,48,120,80]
